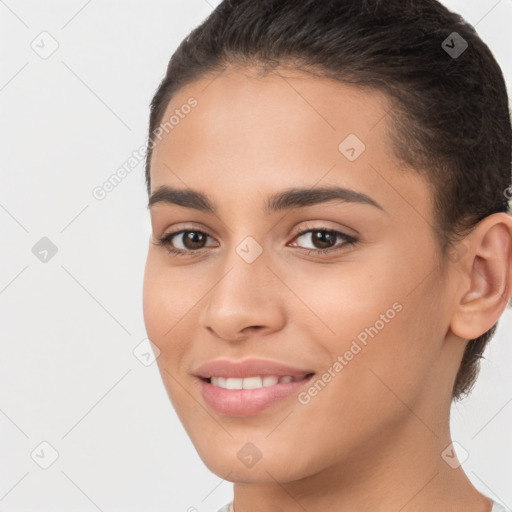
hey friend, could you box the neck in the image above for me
[232,406,493,512]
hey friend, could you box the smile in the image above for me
[208,374,310,389]
[198,373,315,416]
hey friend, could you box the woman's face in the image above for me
[143,67,461,483]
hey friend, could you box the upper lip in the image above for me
[194,358,315,379]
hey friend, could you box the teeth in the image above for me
[243,376,263,389]
[262,376,279,387]
[209,375,303,389]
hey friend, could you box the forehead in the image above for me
[149,66,431,223]
[155,66,393,162]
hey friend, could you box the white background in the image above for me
[1,1,511,511]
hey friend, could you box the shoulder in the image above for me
[215,503,233,512]
[216,500,510,511]
[492,501,512,512]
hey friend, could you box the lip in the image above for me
[193,358,316,417]
[198,374,315,416]
[193,358,315,379]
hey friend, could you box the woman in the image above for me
[142,1,512,510]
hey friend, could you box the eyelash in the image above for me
[154,225,358,258]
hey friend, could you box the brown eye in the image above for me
[290,228,357,254]
[309,230,337,249]
[179,231,208,250]
[155,229,217,256]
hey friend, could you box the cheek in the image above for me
[142,256,165,341]
[142,253,186,356]
[142,253,208,382]
[331,288,443,421]
[142,261,193,412]
[304,261,439,405]
[142,251,190,335]
[289,262,394,342]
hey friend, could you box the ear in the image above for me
[450,212,512,340]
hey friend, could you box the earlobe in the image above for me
[450,213,512,340]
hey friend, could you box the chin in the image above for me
[196,440,315,484]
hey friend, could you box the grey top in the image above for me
[493,502,512,512]
[216,499,511,512]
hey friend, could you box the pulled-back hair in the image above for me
[145,0,511,401]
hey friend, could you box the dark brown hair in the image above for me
[145,0,511,401]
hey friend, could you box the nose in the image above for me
[198,247,287,342]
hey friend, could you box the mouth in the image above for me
[197,372,316,416]
[199,373,315,389]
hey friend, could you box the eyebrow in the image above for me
[147,185,385,214]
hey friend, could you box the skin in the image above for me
[143,66,512,512]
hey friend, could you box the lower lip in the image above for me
[198,375,315,417]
